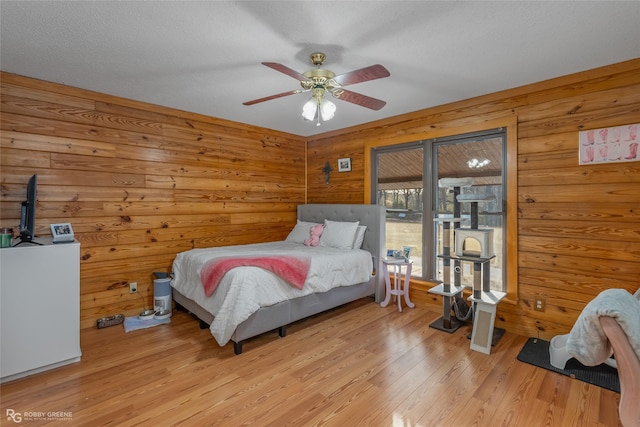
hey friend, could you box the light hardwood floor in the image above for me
[0,299,622,426]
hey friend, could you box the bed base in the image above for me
[172,203,386,354]
[173,279,374,354]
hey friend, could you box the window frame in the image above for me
[365,116,518,303]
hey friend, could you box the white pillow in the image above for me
[352,225,367,249]
[320,220,360,250]
[285,220,321,244]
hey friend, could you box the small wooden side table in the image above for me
[380,258,414,312]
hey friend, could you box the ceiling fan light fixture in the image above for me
[246,52,390,125]
[301,97,318,121]
[302,90,336,125]
[319,98,336,121]
[467,158,490,168]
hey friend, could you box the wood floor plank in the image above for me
[0,300,623,426]
[485,359,547,426]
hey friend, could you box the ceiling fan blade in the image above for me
[262,62,309,81]
[332,64,390,86]
[334,89,386,111]
[243,90,301,106]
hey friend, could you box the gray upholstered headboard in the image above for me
[297,204,386,302]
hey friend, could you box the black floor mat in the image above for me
[517,337,620,393]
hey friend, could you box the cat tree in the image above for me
[429,178,506,354]
[429,178,469,333]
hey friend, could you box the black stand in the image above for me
[429,316,463,333]
[12,236,43,247]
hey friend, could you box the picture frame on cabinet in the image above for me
[51,223,74,243]
[338,157,352,172]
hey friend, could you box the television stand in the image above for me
[12,237,43,247]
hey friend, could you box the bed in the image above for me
[171,203,386,354]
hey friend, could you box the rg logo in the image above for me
[6,409,22,423]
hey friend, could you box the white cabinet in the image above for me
[1,238,81,382]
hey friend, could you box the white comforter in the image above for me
[171,241,373,346]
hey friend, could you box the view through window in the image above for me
[375,144,424,276]
[373,129,506,292]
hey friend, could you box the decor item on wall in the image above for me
[50,223,74,243]
[579,123,638,164]
[243,53,390,126]
[338,157,352,172]
[321,162,333,184]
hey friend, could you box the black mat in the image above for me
[517,338,620,393]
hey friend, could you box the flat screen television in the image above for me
[14,174,40,246]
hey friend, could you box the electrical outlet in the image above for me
[130,282,138,293]
[534,297,546,312]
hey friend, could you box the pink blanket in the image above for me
[200,255,311,297]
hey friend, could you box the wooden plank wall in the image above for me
[306,59,640,340]
[0,72,306,328]
[306,138,367,203]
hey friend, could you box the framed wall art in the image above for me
[338,157,352,172]
[579,123,638,165]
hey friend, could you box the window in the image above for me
[372,129,506,292]
[373,144,424,276]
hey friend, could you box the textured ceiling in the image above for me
[1,1,639,137]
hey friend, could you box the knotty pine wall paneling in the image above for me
[0,72,306,328]
[306,138,367,204]
[306,59,640,340]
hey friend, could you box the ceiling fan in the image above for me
[243,52,390,125]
